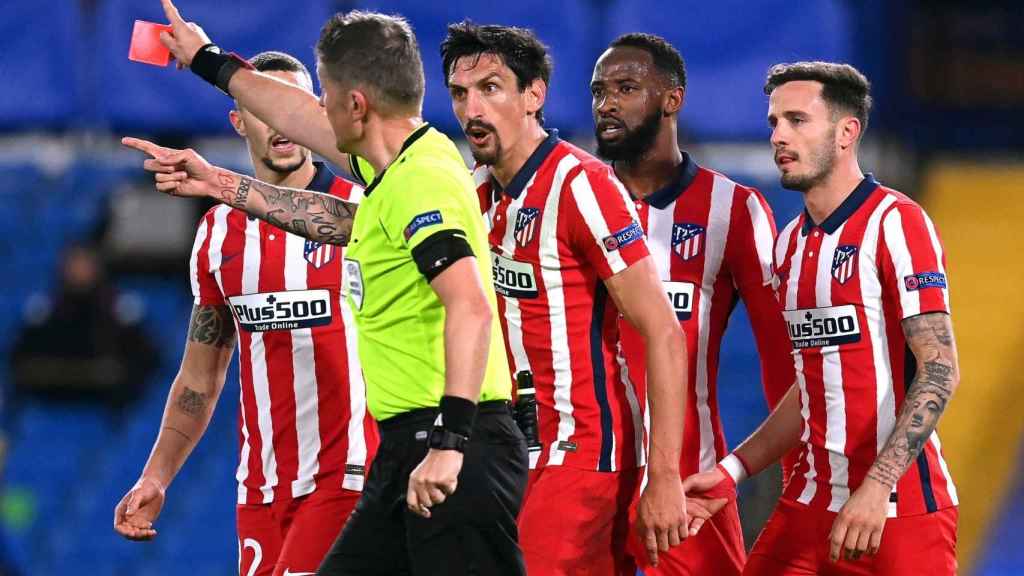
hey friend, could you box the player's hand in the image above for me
[829,476,889,563]
[122,137,236,202]
[681,464,735,534]
[158,0,212,68]
[114,476,166,541]
[407,448,463,519]
[635,472,689,567]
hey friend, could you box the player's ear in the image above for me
[525,78,546,119]
[349,89,369,122]
[664,86,684,116]
[836,116,861,151]
[229,109,246,137]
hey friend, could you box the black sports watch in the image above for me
[427,426,469,453]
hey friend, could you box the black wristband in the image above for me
[439,395,477,438]
[190,44,253,96]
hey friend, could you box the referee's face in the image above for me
[448,53,534,167]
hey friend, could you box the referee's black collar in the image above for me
[801,173,879,236]
[364,123,432,197]
[635,151,700,210]
[308,161,336,193]
[493,130,560,199]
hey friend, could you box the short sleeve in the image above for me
[879,202,950,319]
[189,213,225,306]
[566,168,649,280]
[382,168,473,254]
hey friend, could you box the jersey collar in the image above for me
[801,173,879,236]
[364,123,433,197]
[493,129,561,199]
[637,151,700,210]
[308,161,335,193]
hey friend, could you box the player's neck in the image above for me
[358,115,425,175]
[612,128,683,200]
[803,157,865,224]
[490,123,548,189]
[253,158,317,189]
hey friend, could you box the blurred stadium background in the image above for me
[0,0,1021,574]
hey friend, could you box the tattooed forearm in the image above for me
[174,387,209,418]
[226,176,357,245]
[187,305,236,348]
[867,313,958,488]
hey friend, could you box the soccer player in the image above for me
[440,23,692,574]
[126,4,528,575]
[683,62,960,575]
[112,51,376,576]
[590,34,797,575]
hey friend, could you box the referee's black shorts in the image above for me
[318,400,529,576]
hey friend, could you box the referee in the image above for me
[125,4,528,575]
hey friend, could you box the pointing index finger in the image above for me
[161,0,187,28]
[121,137,171,158]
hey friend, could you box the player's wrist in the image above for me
[189,44,253,97]
[718,452,751,485]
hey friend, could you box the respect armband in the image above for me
[190,44,253,97]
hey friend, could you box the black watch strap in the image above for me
[428,426,468,453]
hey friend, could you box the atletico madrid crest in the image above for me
[304,240,336,269]
[514,208,541,247]
[672,223,705,262]
[831,245,858,284]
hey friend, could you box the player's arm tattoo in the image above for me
[216,171,357,245]
[187,304,236,348]
[866,312,959,488]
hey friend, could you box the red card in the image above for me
[129,20,173,67]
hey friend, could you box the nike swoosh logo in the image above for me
[282,570,316,576]
[220,251,242,265]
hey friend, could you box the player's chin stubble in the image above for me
[262,150,309,174]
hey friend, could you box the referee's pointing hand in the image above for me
[121,137,224,200]
[407,449,464,518]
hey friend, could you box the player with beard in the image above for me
[441,23,702,574]
[113,51,377,576]
[683,62,960,575]
[591,34,796,575]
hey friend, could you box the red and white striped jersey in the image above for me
[774,174,958,517]
[477,131,648,472]
[189,162,378,505]
[618,154,796,478]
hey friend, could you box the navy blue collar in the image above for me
[637,151,700,210]
[801,174,879,236]
[494,130,560,199]
[308,161,336,193]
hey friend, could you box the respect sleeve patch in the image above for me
[404,210,443,241]
[602,221,644,252]
[904,272,947,291]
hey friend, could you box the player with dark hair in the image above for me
[122,2,528,575]
[113,50,377,576]
[440,21,695,574]
[590,33,796,575]
[684,61,960,575]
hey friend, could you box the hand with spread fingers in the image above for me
[121,137,236,202]
[113,477,165,541]
[406,449,464,519]
[157,0,211,68]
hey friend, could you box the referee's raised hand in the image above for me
[157,0,212,68]
[407,449,464,518]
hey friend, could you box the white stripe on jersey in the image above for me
[617,349,646,468]
[189,218,209,302]
[543,155,580,467]
[921,213,951,312]
[815,224,850,512]
[694,176,734,472]
[339,264,368,492]
[930,432,959,505]
[859,197,898,476]
[745,193,776,286]
[645,199,676,272]
[881,209,920,317]
[785,227,818,506]
[570,171,628,274]
[284,232,321,498]
[210,206,230,295]
[242,217,278,504]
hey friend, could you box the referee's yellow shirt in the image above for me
[342,124,511,421]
